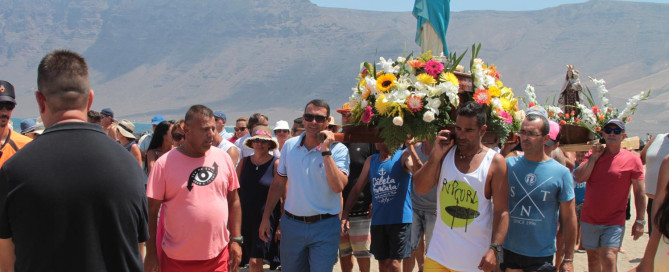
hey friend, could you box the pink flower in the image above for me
[424,60,444,78]
[362,106,374,123]
[498,110,513,124]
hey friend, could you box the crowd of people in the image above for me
[0,49,667,272]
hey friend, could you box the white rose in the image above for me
[393,116,403,126]
[423,111,435,122]
[397,56,406,62]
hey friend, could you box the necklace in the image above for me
[457,148,483,159]
[251,154,271,170]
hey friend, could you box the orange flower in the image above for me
[575,118,581,122]
[627,117,632,122]
[407,59,425,68]
[473,89,491,105]
[565,113,570,119]
[560,120,567,125]
[528,102,536,107]
[595,126,601,132]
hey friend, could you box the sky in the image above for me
[310,0,669,12]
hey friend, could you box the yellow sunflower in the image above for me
[376,73,397,92]
[417,73,437,85]
[439,72,459,86]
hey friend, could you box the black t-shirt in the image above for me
[0,122,149,272]
[342,142,377,215]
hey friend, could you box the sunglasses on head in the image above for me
[603,127,623,135]
[234,126,247,132]
[0,102,16,111]
[303,113,328,123]
[274,129,290,134]
[172,133,184,141]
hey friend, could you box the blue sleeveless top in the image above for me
[369,149,412,225]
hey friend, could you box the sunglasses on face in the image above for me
[303,113,328,123]
[252,138,270,144]
[172,133,184,141]
[234,127,247,132]
[0,102,16,111]
[603,127,623,135]
[274,129,290,134]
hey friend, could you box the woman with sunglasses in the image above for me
[171,120,185,148]
[145,121,174,174]
[273,120,291,151]
[237,125,282,272]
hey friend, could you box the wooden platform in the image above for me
[559,136,640,152]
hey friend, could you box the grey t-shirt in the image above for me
[411,142,437,211]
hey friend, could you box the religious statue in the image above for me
[413,0,451,56]
[558,65,583,117]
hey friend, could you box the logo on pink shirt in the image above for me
[187,162,219,191]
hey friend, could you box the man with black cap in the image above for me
[0,80,32,167]
[100,107,118,141]
[574,118,646,272]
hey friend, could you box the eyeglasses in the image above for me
[303,113,328,123]
[603,127,623,135]
[172,133,184,141]
[274,129,290,134]
[0,102,16,111]
[518,130,543,137]
[234,127,247,132]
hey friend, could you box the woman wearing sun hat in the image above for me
[236,125,282,272]
[117,119,141,166]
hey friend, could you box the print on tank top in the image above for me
[372,168,398,203]
[187,162,219,191]
[509,171,551,225]
[440,179,480,231]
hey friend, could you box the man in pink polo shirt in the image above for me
[144,105,242,272]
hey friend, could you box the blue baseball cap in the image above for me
[151,115,165,125]
[100,108,114,118]
[526,105,548,119]
[214,111,227,121]
[604,118,625,130]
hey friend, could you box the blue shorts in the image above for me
[580,221,625,249]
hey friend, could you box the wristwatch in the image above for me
[490,243,502,255]
[635,219,646,226]
[321,150,332,156]
[231,236,244,245]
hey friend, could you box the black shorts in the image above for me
[370,223,411,260]
[501,249,555,272]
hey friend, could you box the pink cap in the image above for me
[548,120,560,141]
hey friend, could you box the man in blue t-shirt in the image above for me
[503,111,577,272]
[342,142,419,272]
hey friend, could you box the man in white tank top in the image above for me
[414,101,509,271]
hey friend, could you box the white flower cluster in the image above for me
[589,77,609,109]
[619,91,650,121]
[575,102,597,128]
[524,84,538,105]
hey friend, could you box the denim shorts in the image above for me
[410,209,436,250]
[500,249,555,272]
[580,221,625,249]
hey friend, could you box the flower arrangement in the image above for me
[522,77,651,140]
[346,44,521,150]
[346,51,465,151]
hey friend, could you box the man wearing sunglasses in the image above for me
[260,99,350,272]
[574,118,646,272]
[0,80,32,168]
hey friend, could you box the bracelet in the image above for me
[321,151,332,156]
[562,258,573,263]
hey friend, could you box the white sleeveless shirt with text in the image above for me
[426,147,495,271]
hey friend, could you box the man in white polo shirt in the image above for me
[260,99,350,272]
